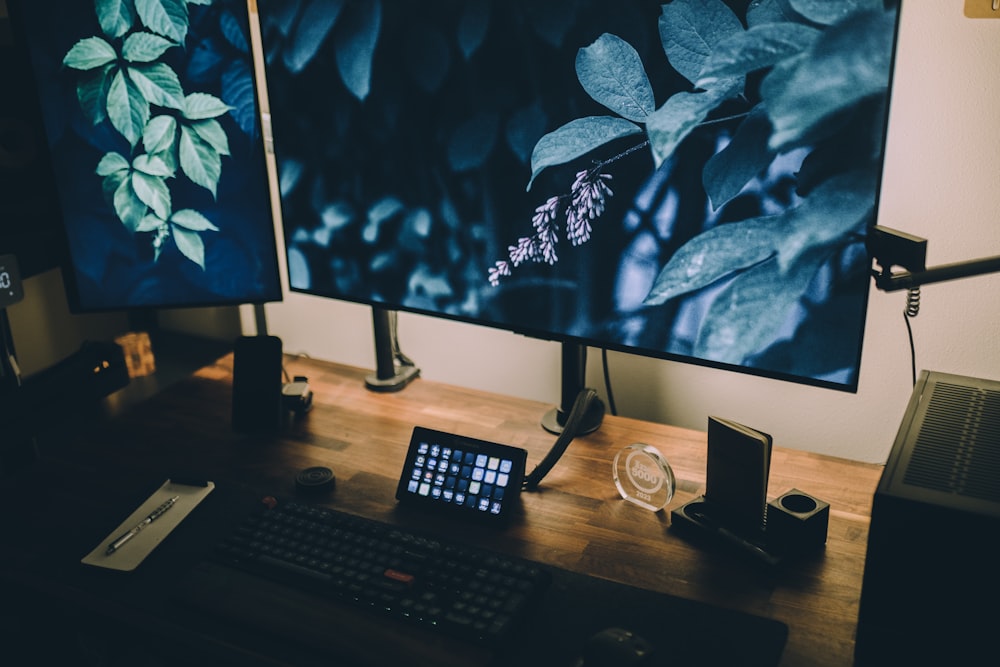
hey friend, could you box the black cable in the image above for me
[522,388,601,491]
[600,347,617,417]
[0,308,22,388]
[388,310,417,369]
[903,312,917,386]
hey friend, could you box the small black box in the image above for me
[765,489,829,552]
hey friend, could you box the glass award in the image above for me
[613,443,676,512]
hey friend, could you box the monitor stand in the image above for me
[541,341,605,435]
[365,306,420,392]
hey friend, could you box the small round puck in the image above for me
[296,466,335,493]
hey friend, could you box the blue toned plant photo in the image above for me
[62,0,233,270]
[263,0,898,389]
[493,0,897,369]
[15,0,282,310]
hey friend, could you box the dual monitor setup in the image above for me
[5,0,908,560]
[5,0,901,419]
[9,0,997,481]
[5,0,903,516]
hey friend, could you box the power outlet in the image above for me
[965,0,1000,18]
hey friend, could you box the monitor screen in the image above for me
[259,0,901,393]
[7,0,282,311]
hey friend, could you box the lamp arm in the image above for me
[872,255,1000,292]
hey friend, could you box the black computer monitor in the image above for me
[6,0,282,312]
[257,0,902,419]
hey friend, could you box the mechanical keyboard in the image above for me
[211,497,550,646]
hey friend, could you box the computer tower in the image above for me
[855,371,1000,665]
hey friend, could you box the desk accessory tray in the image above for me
[672,490,829,567]
[82,478,214,572]
[672,417,829,566]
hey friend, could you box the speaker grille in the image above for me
[902,381,1000,503]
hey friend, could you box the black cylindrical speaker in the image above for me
[232,335,283,433]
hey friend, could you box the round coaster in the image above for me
[612,443,675,512]
[295,466,335,493]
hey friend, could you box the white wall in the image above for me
[5,269,129,376]
[255,2,1000,465]
[5,268,241,377]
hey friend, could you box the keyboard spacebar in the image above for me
[179,560,493,667]
[256,554,332,583]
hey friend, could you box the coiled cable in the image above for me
[903,287,920,385]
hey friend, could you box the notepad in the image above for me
[705,416,772,533]
[82,479,214,572]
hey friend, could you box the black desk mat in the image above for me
[174,485,787,667]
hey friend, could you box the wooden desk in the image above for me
[0,354,881,666]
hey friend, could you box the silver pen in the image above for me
[105,495,180,555]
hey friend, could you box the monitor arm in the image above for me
[365,306,420,392]
[869,225,1000,292]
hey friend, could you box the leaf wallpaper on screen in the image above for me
[17,0,281,310]
[263,0,898,390]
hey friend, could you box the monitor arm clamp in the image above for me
[869,225,1000,292]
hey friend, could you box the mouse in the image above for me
[575,627,655,667]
